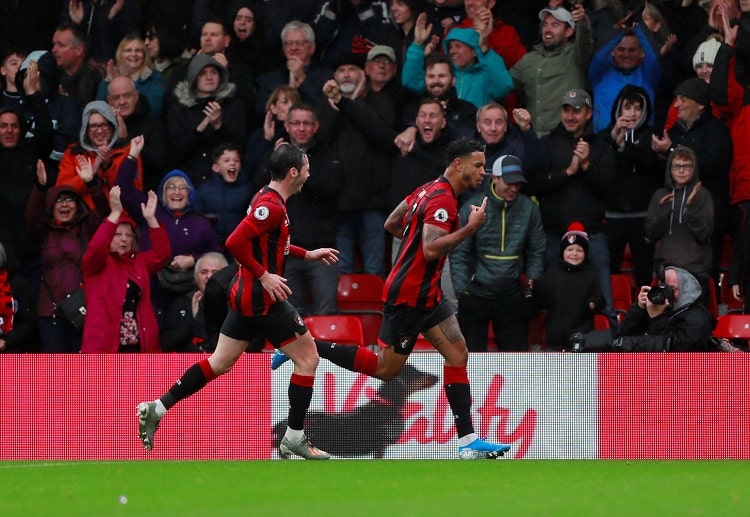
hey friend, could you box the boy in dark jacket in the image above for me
[533,222,605,351]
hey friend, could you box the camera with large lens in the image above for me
[647,283,675,305]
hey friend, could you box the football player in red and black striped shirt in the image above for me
[274,138,513,458]
[137,144,340,460]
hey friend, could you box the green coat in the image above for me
[450,185,545,299]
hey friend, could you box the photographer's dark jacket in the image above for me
[615,267,714,351]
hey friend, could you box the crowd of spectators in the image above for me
[0,0,747,353]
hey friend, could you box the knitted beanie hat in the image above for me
[560,221,589,256]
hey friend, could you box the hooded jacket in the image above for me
[645,146,714,278]
[25,182,108,317]
[614,266,715,352]
[55,101,142,208]
[115,159,221,259]
[603,84,662,214]
[402,28,513,108]
[167,55,247,186]
[589,25,661,133]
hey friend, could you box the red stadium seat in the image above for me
[355,312,383,347]
[594,314,611,330]
[713,314,750,339]
[337,274,384,313]
[304,315,365,347]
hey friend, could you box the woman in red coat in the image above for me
[81,186,170,353]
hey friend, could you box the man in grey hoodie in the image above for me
[580,266,715,352]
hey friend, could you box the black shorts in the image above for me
[379,300,454,355]
[220,301,307,349]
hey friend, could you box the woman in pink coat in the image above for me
[81,186,171,353]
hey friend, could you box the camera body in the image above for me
[569,332,585,352]
[647,283,675,305]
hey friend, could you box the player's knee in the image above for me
[375,366,401,382]
[446,341,469,367]
[292,351,319,373]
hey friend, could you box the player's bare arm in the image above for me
[385,200,409,237]
[422,198,487,261]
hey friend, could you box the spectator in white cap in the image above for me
[693,38,721,83]
[450,154,545,351]
[510,4,593,136]
[663,37,727,131]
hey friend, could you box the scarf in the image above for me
[0,270,14,335]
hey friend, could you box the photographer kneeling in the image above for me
[574,266,715,352]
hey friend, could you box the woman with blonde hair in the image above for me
[96,34,167,117]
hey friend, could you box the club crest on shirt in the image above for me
[434,208,449,222]
[253,205,269,220]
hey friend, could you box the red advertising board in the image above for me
[1,353,748,460]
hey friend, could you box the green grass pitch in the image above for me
[1,460,747,516]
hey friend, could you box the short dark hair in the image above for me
[287,101,317,121]
[212,142,242,162]
[446,138,484,164]
[417,97,445,119]
[55,22,88,49]
[424,53,453,76]
[202,16,229,37]
[268,143,306,181]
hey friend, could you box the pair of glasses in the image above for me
[166,184,189,192]
[55,196,74,204]
[670,163,694,171]
[287,121,314,127]
[88,123,110,132]
[283,40,308,48]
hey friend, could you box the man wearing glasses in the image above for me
[254,102,344,316]
[255,21,332,119]
[646,145,715,305]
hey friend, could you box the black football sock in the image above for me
[287,373,314,431]
[160,359,217,409]
[444,365,474,438]
[315,339,378,376]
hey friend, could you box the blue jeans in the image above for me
[336,209,386,275]
[285,256,340,316]
[545,232,615,324]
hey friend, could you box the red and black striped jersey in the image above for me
[226,187,291,316]
[384,176,458,308]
